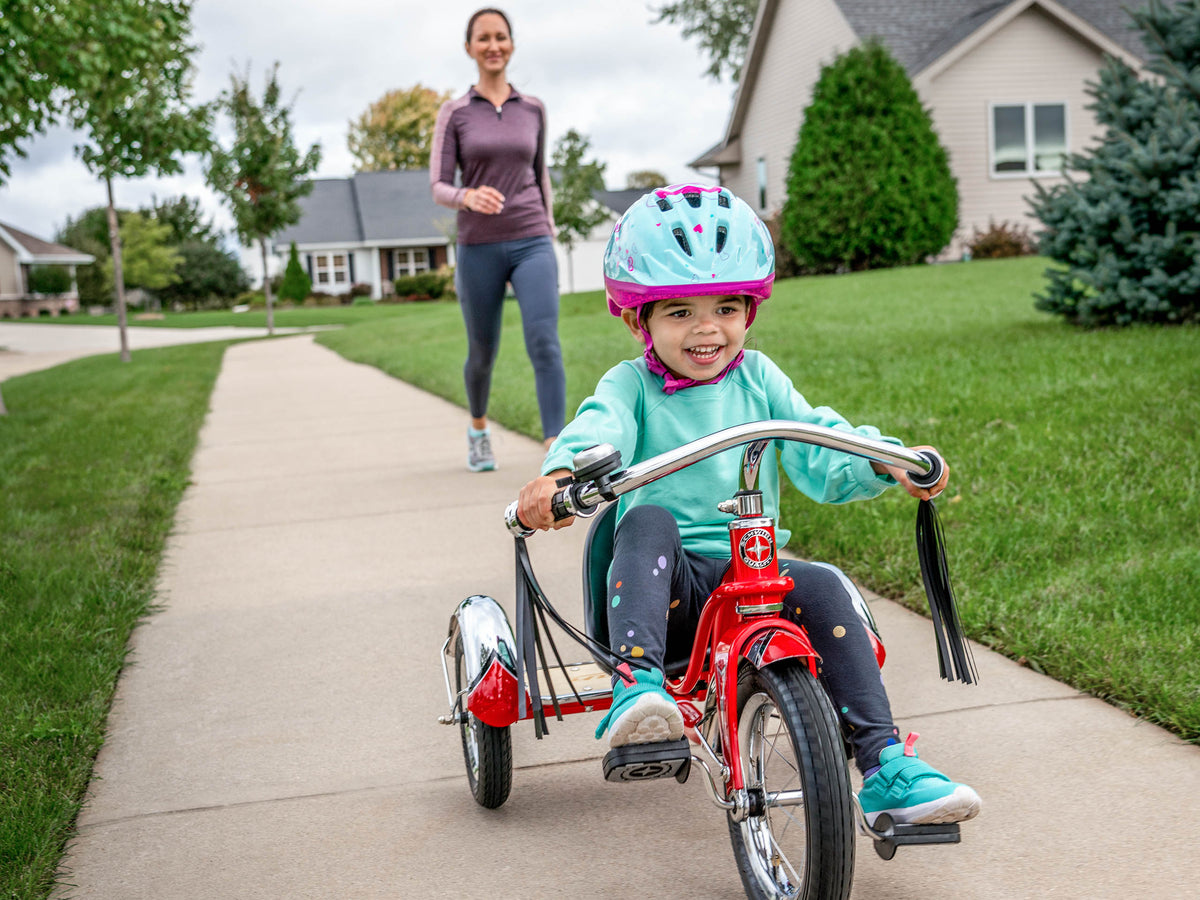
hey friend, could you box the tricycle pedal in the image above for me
[868,813,960,860]
[603,739,691,784]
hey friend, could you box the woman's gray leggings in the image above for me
[454,236,566,440]
[608,504,901,776]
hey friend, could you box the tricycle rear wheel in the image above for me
[727,660,854,900]
[454,634,512,808]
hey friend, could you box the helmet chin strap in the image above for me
[643,346,746,395]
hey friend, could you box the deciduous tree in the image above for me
[205,63,321,334]
[652,0,759,81]
[625,169,670,190]
[65,0,212,360]
[552,130,608,294]
[347,85,450,171]
[102,212,182,297]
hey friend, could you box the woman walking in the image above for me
[431,7,566,471]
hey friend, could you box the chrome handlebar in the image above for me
[504,419,945,537]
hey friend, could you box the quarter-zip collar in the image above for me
[469,84,521,118]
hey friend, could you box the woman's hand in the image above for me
[517,470,575,531]
[880,445,950,501]
[464,185,506,215]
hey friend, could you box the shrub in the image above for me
[968,220,1037,259]
[278,242,311,303]
[394,270,451,300]
[763,213,801,279]
[781,40,958,273]
[27,265,73,294]
[351,295,375,307]
[1030,1,1200,325]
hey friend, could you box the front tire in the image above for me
[727,661,854,900]
[454,634,512,808]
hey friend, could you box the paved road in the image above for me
[54,335,1200,899]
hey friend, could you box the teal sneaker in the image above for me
[466,427,496,472]
[594,668,684,749]
[858,733,981,826]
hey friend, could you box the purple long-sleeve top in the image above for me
[430,86,556,246]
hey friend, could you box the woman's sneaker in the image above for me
[594,668,684,749]
[467,427,496,472]
[859,733,981,826]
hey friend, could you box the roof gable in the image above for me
[0,221,95,263]
[695,0,1160,165]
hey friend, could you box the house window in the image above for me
[313,252,349,286]
[756,157,768,210]
[394,248,430,277]
[991,103,1067,175]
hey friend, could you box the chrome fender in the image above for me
[446,594,521,728]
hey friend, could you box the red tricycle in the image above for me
[438,420,975,900]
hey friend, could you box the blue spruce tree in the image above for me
[1031,0,1200,326]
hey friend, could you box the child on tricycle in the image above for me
[516,184,981,830]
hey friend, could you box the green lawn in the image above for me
[0,344,228,898]
[38,303,423,330]
[1,256,1195,897]
[318,256,1200,741]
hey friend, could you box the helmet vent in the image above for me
[671,227,693,256]
[717,193,731,208]
[715,225,728,254]
[656,196,673,212]
[683,192,702,208]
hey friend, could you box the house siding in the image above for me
[718,0,859,217]
[920,5,1109,254]
[0,243,20,297]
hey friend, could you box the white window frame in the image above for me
[313,251,350,287]
[393,248,431,277]
[988,101,1069,178]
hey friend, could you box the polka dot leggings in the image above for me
[608,504,899,776]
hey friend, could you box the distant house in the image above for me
[0,221,94,318]
[268,171,645,298]
[691,0,1157,257]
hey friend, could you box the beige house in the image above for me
[692,0,1155,257]
[0,221,93,317]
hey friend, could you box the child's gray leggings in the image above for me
[607,503,900,775]
[454,235,566,440]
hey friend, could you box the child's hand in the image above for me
[882,445,950,501]
[517,470,575,531]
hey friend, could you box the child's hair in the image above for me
[466,7,512,42]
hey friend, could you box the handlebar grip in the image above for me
[550,488,574,522]
[907,450,946,489]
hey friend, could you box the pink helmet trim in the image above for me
[605,275,776,317]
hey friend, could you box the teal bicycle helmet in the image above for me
[603,184,775,323]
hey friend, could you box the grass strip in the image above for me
[317,256,1200,742]
[0,342,228,898]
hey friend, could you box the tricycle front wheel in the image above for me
[727,660,854,900]
[454,633,512,808]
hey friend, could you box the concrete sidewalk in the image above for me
[56,335,1200,899]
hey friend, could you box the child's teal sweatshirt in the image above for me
[542,351,901,558]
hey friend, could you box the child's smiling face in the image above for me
[623,295,750,382]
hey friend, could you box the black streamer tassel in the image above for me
[915,499,978,684]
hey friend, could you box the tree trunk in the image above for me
[567,245,575,295]
[105,176,131,363]
[0,385,7,416]
[260,238,274,336]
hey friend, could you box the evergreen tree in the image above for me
[278,243,312,303]
[781,41,958,274]
[1030,0,1200,326]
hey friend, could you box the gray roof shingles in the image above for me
[274,170,453,247]
[832,0,1157,76]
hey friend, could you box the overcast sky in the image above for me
[0,0,736,245]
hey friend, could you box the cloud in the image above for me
[0,0,739,242]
